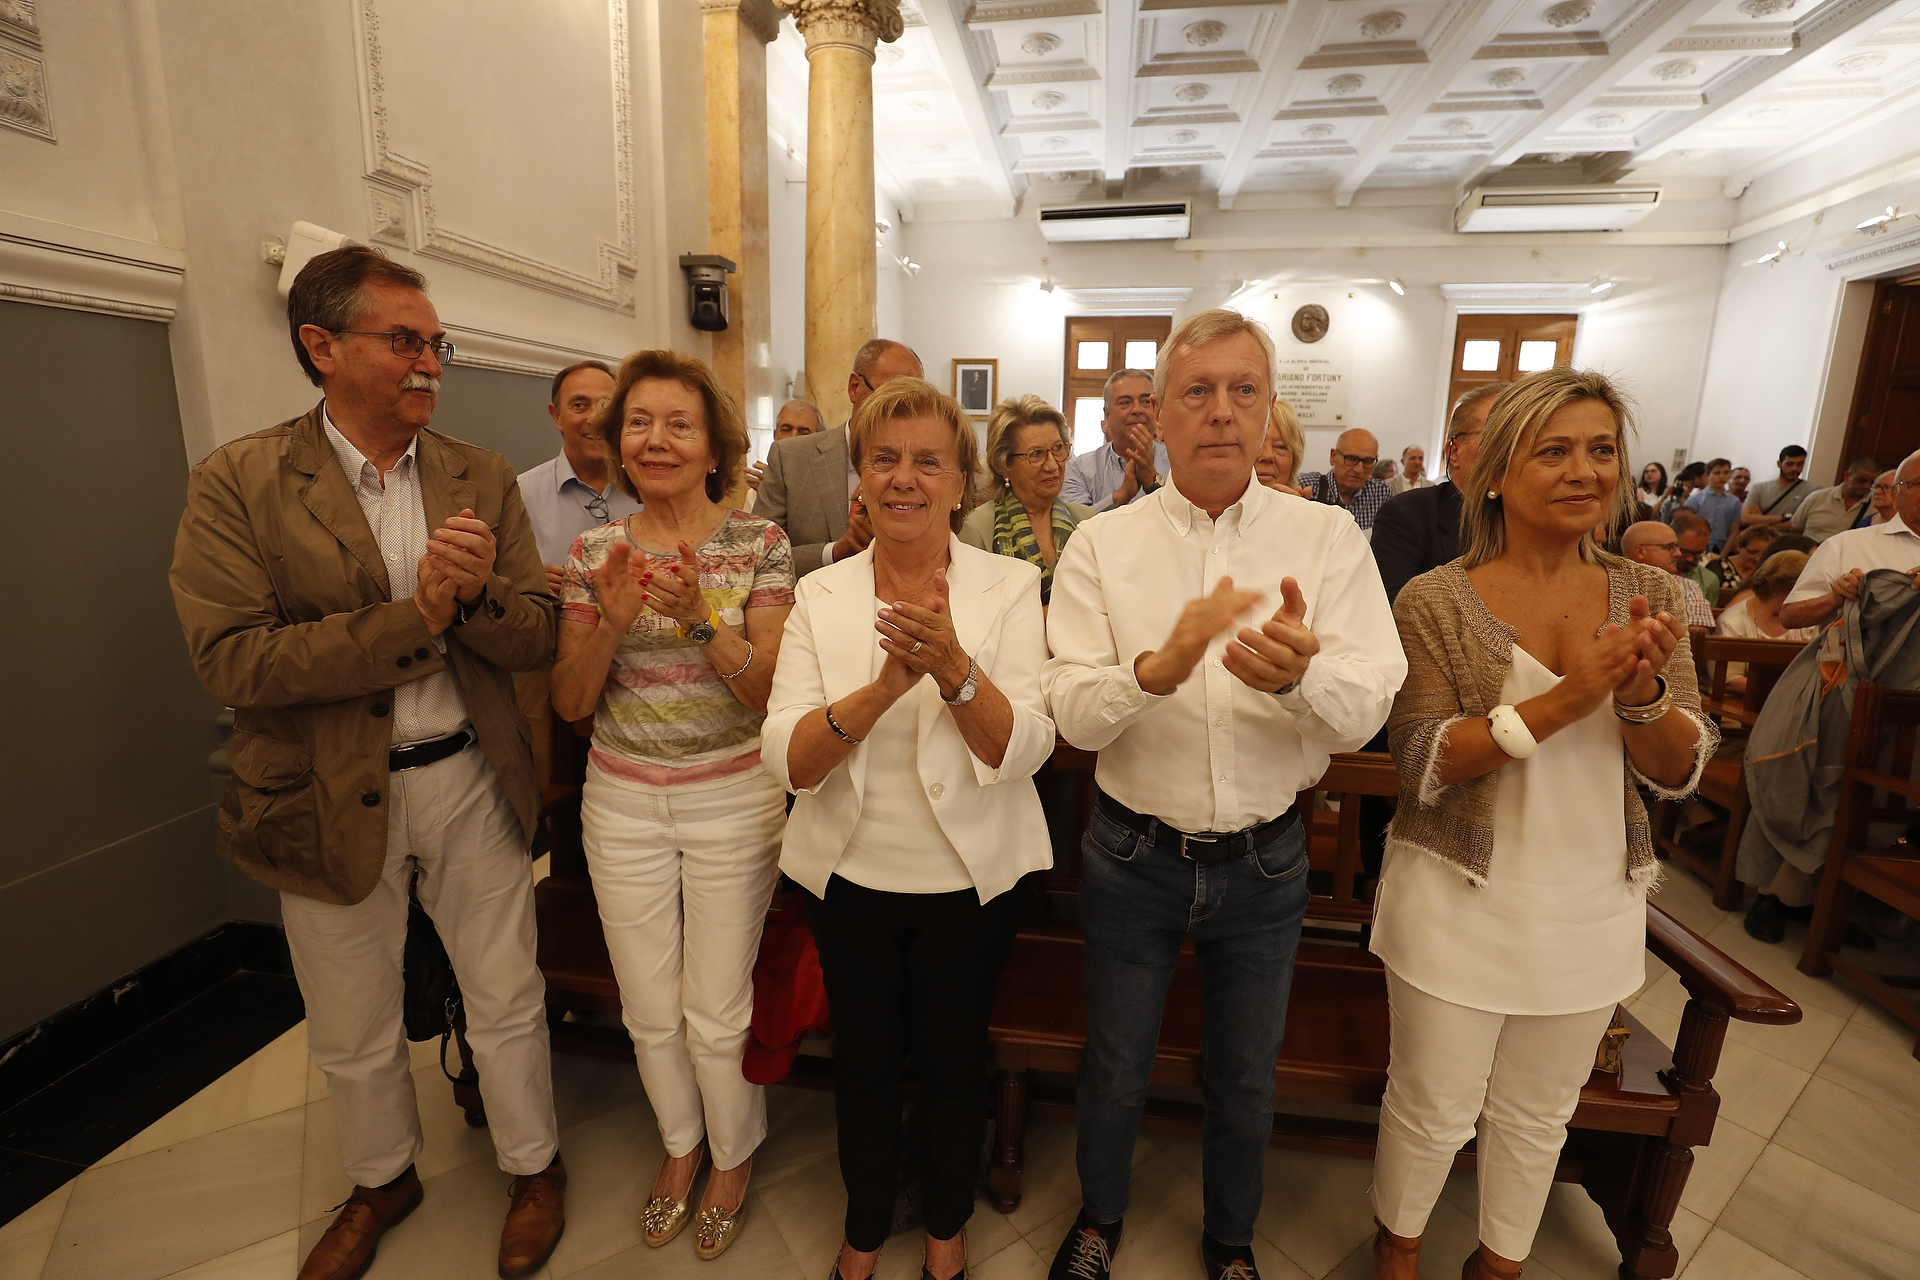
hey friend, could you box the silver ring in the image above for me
[911,640,924,655]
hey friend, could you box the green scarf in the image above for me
[992,493,1078,604]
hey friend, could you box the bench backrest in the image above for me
[1697,635,1804,728]
[1840,682,1920,834]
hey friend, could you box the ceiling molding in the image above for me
[1822,221,1920,271]
[920,0,1020,214]
[1659,23,1797,55]
[1442,280,1612,305]
[1470,34,1610,59]
[1060,284,1194,310]
[1216,0,1334,209]
[1275,102,1390,119]
[0,212,186,322]
[441,323,624,377]
[963,0,1099,21]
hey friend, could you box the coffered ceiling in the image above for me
[783,0,1920,217]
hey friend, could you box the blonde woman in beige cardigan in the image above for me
[1367,368,1714,1280]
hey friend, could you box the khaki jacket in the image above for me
[171,403,556,905]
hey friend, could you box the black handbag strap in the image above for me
[1760,479,1805,515]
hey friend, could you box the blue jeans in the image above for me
[1074,796,1310,1247]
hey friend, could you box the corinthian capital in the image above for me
[774,0,903,58]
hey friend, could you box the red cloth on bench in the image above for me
[743,894,832,1085]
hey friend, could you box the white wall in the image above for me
[898,206,1725,473]
[1692,106,1920,484]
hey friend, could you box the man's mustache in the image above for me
[401,373,440,394]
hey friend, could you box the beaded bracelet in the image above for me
[824,702,864,744]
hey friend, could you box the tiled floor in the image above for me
[2,870,1916,1280]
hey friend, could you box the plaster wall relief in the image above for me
[0,0,50,144]
[353,0,638,312]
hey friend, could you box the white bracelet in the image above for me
[1486,704,1539,759]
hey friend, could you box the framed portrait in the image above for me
[952,358,998,417]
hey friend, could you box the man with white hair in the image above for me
[1779,450,1920,631]
[1042,309,1406,1280]
[1296,427,1394,532]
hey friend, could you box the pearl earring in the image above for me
[1487,489,1499,500]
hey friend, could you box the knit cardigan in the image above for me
[1384,554,1717,895]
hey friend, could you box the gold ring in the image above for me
[911,640,924,655]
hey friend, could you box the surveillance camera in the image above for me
[679,254,737,333]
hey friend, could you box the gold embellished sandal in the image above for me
[642,1145,707,1248]
[693,1160,751,1261]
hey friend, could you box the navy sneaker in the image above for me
[1200,1231,1261,1280]
[1048,1211,1121,1280]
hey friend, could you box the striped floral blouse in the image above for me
[561,511,796,787]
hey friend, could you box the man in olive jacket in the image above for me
[170,246,565,1280]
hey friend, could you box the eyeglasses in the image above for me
[1009,443,1071,467]
[622,419,703,442]
[1897,480,1920,493]
[584,494,610,521]
[1334,450,1379,469]
[334,330,456,364]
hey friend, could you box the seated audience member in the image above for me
[1370,367,1709,1280]
[1635,461,1668,513]
[1374,458,1399,486]
[1779,451,1920,632]
[1658,462,1705,524]
[1253,397,1307,492]
[1714,551,1816,694]
[1670,510,1721,603]
[1373,382,1508,604]
[171,246,567,1280]
[1043,309,1405,1280]
[1298,427,1394,532]
[1062,367,1171,512]
[1791,455,1878,540]
[1730,466,1751,506]
[1685,457,1742,552]
[762,378,1054,1280]
[1391,443,1434,494]
[549,350,795,1261]
[961,395,1093,606]
[745,398,826,510]
[756,339,922,575]
[1869,469,1897,524]
[1621,521,1715,649]
[1710,523,1778,597]
[1741,444,1811,531]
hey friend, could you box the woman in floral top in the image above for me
[551,350,793,1262]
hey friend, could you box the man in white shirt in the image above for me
[1041,311,1406,1280]
[1389,444,1433,494]
[1061,368,1171,513]
[517,360,639,591]
[1780,450,1920,630]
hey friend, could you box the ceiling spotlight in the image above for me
[1856,205,1913,234]
[1588,274,1613,295]
[1388,277,1405,296]
[901,257,921,277]
[875,217,894,234]
[1745,240,1789,267]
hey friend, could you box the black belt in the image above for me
[388,730,473,773]
[1095,789,1300,864]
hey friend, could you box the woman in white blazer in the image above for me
[762,378,1055,1280]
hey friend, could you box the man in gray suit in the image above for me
[758,338,923,575]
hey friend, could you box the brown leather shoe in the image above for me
[499,1155,567,1278]
[298,1166,423,1280]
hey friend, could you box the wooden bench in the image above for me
[1799,681,1920,1061]
[989,746,1801,1280]
[1651,636,1804,910]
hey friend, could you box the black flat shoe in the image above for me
[1048,1211,1120,1280]
[921,1269,965,1280]
[1745,893,1788,943]
[1200,1231,1261,1280]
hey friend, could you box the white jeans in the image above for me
[281,742,558,1186]
[1371,967,1617,1261]
[581,762,784,1169]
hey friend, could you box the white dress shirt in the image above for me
[321,408,470,746]
[1043,476,1406,834]
[1786,514,1920,604]
[516,449,641,567]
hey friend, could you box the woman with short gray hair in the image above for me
[960,395,1094,605]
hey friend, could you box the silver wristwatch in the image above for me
[685,619,717,645]
[942,657,980,706]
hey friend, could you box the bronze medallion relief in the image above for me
[1291,305,1329,344]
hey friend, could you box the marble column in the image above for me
[778,0,901,430]
[701,0,780,460]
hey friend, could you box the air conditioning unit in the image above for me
[1454,186,1661,234]
[1039,201,1191,243]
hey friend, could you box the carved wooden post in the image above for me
[1618,996,1728,1277]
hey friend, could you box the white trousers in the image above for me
[281,742,558,1186]
[581,762,784,1169]
[1371,967,1617,1261]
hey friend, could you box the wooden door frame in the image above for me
[1809,234,1920,483]
[1835,275,1920,485]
